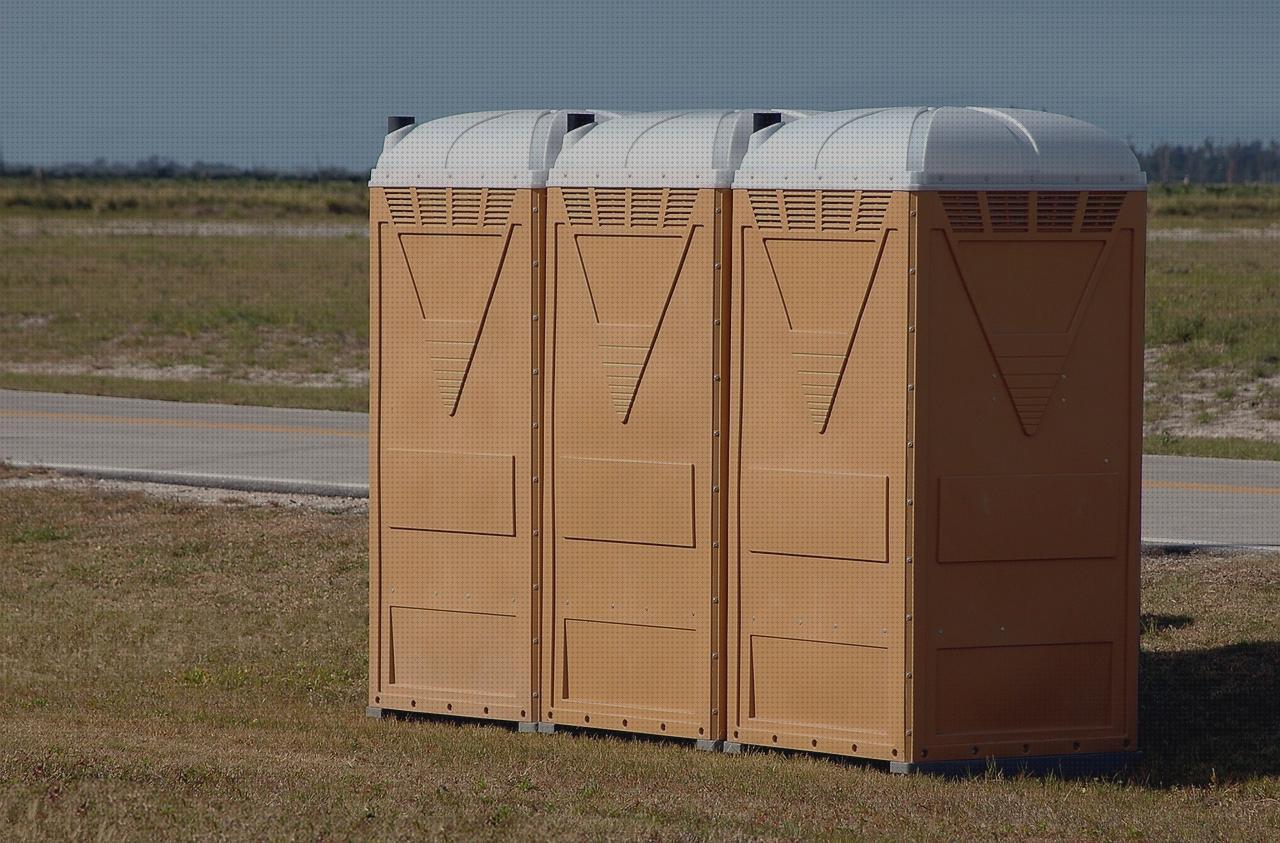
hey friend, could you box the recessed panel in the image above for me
[557,457,695,547]
[383,449,516,536]
[937,472,1119,562]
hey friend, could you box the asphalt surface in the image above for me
[2,389,1277,550]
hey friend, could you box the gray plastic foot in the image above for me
[516,721,539,733]
[695,739,723,752]
[536,722,557,734]
[365,706,385,719]
[722,741,744,754]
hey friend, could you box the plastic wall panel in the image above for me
[369,187,541,724]
[541,188,728,741]
[908,190,1145,765]
[728,190,912,760]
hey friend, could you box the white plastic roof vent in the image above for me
[370,110,612,189]
[732,107,1146,191]
[549,110,806,188]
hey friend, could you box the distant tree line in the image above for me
[2,142,1279,184]
[0,155,365,182]
[1138,140,1280,184]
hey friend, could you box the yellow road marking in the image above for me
[0,408,367,438]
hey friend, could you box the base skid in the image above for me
[695,739,724,753]
[889,750,1140,778]
[365,706,386,719]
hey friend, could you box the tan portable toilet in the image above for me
[726,107,1145,772]
[367,110,605,727]
[541,110,797,746]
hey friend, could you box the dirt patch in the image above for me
[1145,346,1280,440]
[0,360,368,389]
[0,467,367,514]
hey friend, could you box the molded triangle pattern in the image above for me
[763,237,883,432]
[399,229,511,415]
[951,239,1107,435]
[574,233,690,422]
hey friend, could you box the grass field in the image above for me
[1,479,1278,840]
[3,178,1280,458]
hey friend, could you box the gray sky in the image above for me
[3,0,1278,170]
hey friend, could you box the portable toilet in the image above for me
[541,110,800,745]
[367,110,606,728]
[726,107,1145,771]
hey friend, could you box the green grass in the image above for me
[0,233,368,375]
[0,176,368,220]
[1144,434,1280,462]
[0,372,368,412]
[1148,183,1280,226]
[1,482,1278,839]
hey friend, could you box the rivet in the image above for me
[906,498,914,506]
[712,708,719,715]
[712,485,719,493]
[712,541,719,549]
[907,325,915,333]
[714,263,721,270]
[532,368,539,375]
[906,729,913,736]
[713,374,721,382]
[907,440,914,448]
[532,206,539,213]
[712,597,719,604]
[906,556,913,563]
[714,207,721,214]
[532,691,539,697]
[532,637,540,644]
[712,652,718,659]
[532,583,539,591]
[713,430,720,437]
[532,529,540,537]
[906,614,913,621]
[532,314,539,321]
[532,476,539,483]
[910,210,918,217]
[532,260,539,267]
[907,384,915,391]
[532,421,539,429]
[714,319,721,326]
[906,672,913,679]
[908,268,916,274]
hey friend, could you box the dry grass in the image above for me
[1,480,1279,840]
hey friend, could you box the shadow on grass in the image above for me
[1139,642,1280,785]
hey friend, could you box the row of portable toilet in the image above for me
[366,108,1146,772]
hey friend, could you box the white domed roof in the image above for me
[732,107,1145,191]
[370,110,610,188]
[549,110,800,188]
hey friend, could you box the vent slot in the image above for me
[560,188,698,227]
[1081,192,1125,232]
[385,188,416,225]
[450,188,483,225]
[661,189,697,227]
[781,191,817,229]
[482,189,515,226]
[1035,192,1079,232]
[940,192,984,232]
[562,188,594,225]
[986,192,1030,233]
[818,191,856,230]
[855,191,892,231]
[416,189,448,226]
[749,190,784,229]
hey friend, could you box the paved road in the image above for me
[2,389,1277,550]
